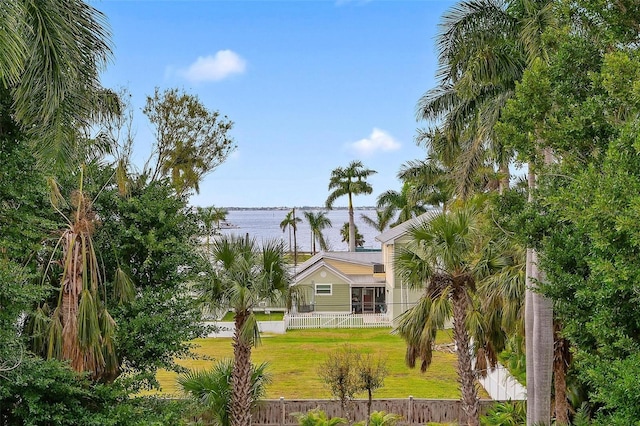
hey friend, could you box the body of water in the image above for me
[220,208,384,253]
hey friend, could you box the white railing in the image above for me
[284,313,391,329]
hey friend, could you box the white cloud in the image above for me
[347,128,401,156]
[180,50,246,83]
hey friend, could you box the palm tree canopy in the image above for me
[0,0,118,167]
[360,208,395,233]
[202,235,291,343]
[303,210,332,252]
[325,161,377,209]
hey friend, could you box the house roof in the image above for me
[375,210,438,244]
[292,251,383,285]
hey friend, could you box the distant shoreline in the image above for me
[222,206,377,211]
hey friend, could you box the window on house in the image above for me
[315,283,332,295]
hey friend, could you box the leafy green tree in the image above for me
[318,345,362,420]
[178,359,271,426]
[200,235,291,426]
[326,161,376,252]
[357,354,388,423]
[303,210,332,254]
[143,87,236,195]
[93,178,207,387]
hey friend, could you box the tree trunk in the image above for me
[526,160,554,426]
[498,163,511,194]
[348,194,355,252]
[553,322,570,425]
[231,312,253,426]
[452,283,479,426]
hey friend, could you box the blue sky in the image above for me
[96,0,456,207]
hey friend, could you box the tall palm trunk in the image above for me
[498,163,511,194]
[526,159,554,426]
[348,194,356,252]
[231,311,253,426]
[452,282,478,426]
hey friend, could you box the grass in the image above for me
[153,328,489,400]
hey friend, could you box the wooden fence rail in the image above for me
[246,398,498,425]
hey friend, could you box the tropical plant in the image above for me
[360,207,395,233]
[354,411,402,426]
[340,222,364,249]
[480,401,526,426]
[178,358,271,426]
[303,210,332,254]
[280,208,302,264]
[376,182,426,226]
[325,161,376,251]
[0,0,118,167]
[394,202,509,426]
[292,408,347,426]
[197,205,228,252]
[30,171,133,381]
[200,235,291,426]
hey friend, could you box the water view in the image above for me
[220,208,384,253]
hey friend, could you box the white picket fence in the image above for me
[284,312,391,329]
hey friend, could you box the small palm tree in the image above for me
[200,235,291,426]
[280,208,302,264]
[292,409,347,426]
[326,161,376,252]
[360,208,395,233]
[197,206,228,252]
[340,222,364,249]
[303,210,332,254]
[394,203,508,426]
[178,358,271,426]
[376,182,426,226]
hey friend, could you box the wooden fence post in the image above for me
[408,396,413,425]
[280,396,285,425]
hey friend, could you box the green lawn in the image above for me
[154,328,489,400]
[219,311,285,321]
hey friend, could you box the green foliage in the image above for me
[340,222,364,247]
[480,401,526,426]
[178,358,271,426]
[93,178,207,387]
[292,408,348,426]
[318,344,364,415]
[353,411,402,426]
[143,87,236,195]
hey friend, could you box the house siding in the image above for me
[295,266,352,313]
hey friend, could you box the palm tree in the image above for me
[417,1,556,422]
[360,208,395,233]
[340,222,364,249]
[200,235,291,426]
[326,161,377,252]
[376,182,427,227]
[178,358,271,426]
[303,211,332,254]
[0,1,117,167]
[32,171,134,382]
[394,204,509,426]
[197,206,228,252]
[280,208,302,265]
